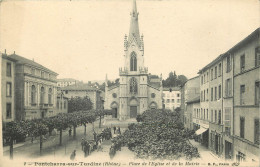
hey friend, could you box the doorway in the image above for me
[112,108,118,118]
[225,141,232,160]
[130,106,137,118]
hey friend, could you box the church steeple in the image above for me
[128,0,141,46]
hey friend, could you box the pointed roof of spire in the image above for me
[128,0,141,46]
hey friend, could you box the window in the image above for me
[254,119,259,144]
[240,85,245,105]
[57,101,59,109]
[6,62,11,77]
[204,109,205,120]
[219,85,221,99]
[240,54,245,72]
[6,103,12,119]
[255,47,260,67]
[211,88,213,101]
[167,99,170,103]
[171,99,174,103]
[31,68,35,75]
[48,88,52,104]
[41,71,44,78]
[215,87,217,101]
[218,110,221,124]
[211,110,213,122]
[31,85,36,104]
[6,82,12,97]
[112,93,117,98]
[204,74,206,83]
[236,151,246,162]
[207,89,208,101]
[64,101,66,109]
[201,76,203,85]
[218,63,221,77]
[225,79,232,97]
[204,90,205,102]
[207,109,208,120]
[240,117,245,138]
[255,82,259,105]
[211,69,213,80]
[215,66,217,79]
[207,72,209,82]
[215,110,217,123]
[177,93,180,97]
[151,93,155,98]
[227,55,231,73]
[224,108,231,135]
[201,91,203,101]
[130,77,138,94]
[177,99,180,103]
[130,52,137,71]
[40,87,45,104]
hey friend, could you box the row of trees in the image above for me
[110,109,199,160]
[4,110,98,159]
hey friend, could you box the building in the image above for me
[61,83,103,110]
[56,91,68,115]
[162,87,181,111]
[181,76,200,124]
[197,28,260,161]
[231,28,259,162]
[57,78,80,88]
[8,54,59,120]
[1,54,17,124]
[104,0,163,120]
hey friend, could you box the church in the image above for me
[104,0,163,121]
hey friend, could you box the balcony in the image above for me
[119,67,148,75]
[39,103,53,109]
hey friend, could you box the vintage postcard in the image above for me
[0,0,259,167]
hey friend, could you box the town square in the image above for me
[0,0,259,166]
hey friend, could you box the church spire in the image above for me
[128,0,141,46]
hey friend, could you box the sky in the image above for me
[0,0,259,82]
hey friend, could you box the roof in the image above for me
[148,82,161,89]
[108,84,120,90]
[9,54,58,75]
[57,78,78,82]
[163,87,180,91]
[186,96,200,104]
[61,83,99,91]
[198,27,260,74]
[2,54,17,62]
[181,75,199,87]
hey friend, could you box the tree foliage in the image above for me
[110,109,200,160]
[68,96,93,113]
[162,71,187,87]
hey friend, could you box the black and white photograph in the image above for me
[0,0,259,166]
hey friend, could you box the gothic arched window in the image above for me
[130,52,137,71]
[130,77,138,94]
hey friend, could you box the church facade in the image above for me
[104,0,163,120]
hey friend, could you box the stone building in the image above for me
[198,28,260,161]
[162,87,181,111]
[56,91,68,115]
[57,78,80,88]
[61,83,103,110]
[1,53,17,123]
[104,0,163,120]
[181,76,200,124]
[231,28,259,162]
[8,54,58,120]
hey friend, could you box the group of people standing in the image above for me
[113,126,121,135]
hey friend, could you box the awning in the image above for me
[195,127,208,135]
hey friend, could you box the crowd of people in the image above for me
[70,126,122,160]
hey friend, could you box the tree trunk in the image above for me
[73,126,76,139]
[59,129,62,146]
[84,124,86,136]
[10,137,13,159]
[40,134,43,155]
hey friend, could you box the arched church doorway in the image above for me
[111,102,118,118]
[129,98,138,118]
